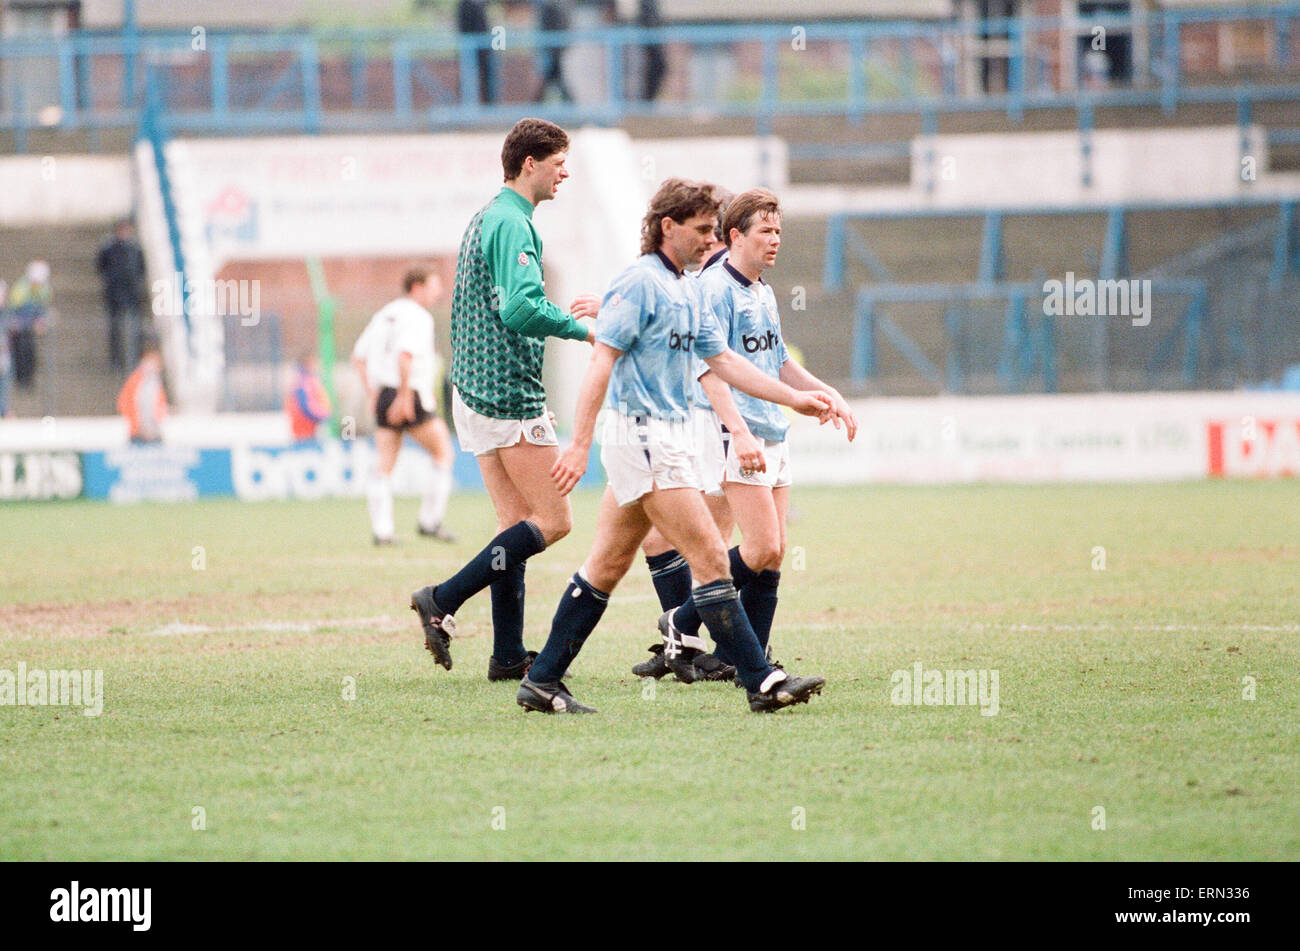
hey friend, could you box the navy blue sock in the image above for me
[690,579,772,692]
[645,549,692,612]
[671,547,759,637]
[432,520,546,617]
[740,569,781,652]
[529,572,610,684]
[489,561,527,665]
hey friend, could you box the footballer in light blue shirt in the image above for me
[517,179,841,715]
[670,188,858,669]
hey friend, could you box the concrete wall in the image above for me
[0,155,133,226]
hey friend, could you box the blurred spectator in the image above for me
[458,0,497,104]
[0,278,11,418]
[285,351,332,441]
[536,0,573,103]
[6,260,53,389]
[638,0,666,102]
[1083,48,1111,91]
[96,218,147,370]
[117,341,168,444]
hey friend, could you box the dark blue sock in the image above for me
[490,561,527,665]
[740,569,781,652]
[432,520,546,617]
[672,547,758,637]
[645,549,692,612]
[529,572,610,684]
[691,578,772,692]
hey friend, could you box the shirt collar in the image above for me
[498,186,535,219]
[700,248,728,272]
[724,260,764,287]
[654,249,683,278]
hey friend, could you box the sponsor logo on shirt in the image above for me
[518,252,529,266]
[667,330,697,352]
[742,329,781,353]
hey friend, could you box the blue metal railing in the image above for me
[1,5,1299,144]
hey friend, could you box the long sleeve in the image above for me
[485,214,588,342]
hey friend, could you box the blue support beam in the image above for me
[301,37,321,134]
[211,37,228,120]
[1161,12,1182,115]
[1100,207,1128,279]
[395,41,413,119]
[1006,16,1024,120]
[1271,201,1299,288]
[852,292,876,381]
[978,211,1004,285]
[823,214,846,292]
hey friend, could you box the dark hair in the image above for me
[501,118,570,180]
[722,188,781,247]
[403,266,432,293]
[640,178,720,255]
[711,187,735,242]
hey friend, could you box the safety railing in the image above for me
[1,5,1298,146]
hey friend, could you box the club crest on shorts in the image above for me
[609,292,622,308]
[518,252,529,266]
[530,424,547,440]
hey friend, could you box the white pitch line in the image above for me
[144,616,408,637]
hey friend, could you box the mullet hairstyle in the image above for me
[721,188,782,247]
[501,118,570,181]
[640,178,721,256]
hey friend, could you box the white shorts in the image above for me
[599,411,702,506]
[451,387,558,456]
[723,433,792,489]
[692,407,727,497]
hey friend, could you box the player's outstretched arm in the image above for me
[703,349,832,421]
[551,342,621,495]
[489,218,593,343]
[699,370,765,473]
[779,358,858,441]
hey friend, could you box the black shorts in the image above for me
[375,387,432,431]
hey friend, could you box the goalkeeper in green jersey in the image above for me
[410,118,599,681]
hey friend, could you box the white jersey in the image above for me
[353,297,437,410]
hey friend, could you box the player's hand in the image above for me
[551,442,589,496]
[790,390,833,419]
[730,429,766,475]
[569,295,601,320]
[831,392,858,441]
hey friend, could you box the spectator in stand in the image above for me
[285,351,333,442]
[535,0,573,103]
[6,260,53,390]
[638,0,666,102]
[96,218,147,370]
[458,0,496,104]
[117,341,168,444]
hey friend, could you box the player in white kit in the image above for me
[351,267,456,545]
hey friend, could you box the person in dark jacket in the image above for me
[639,0,666,102]
[535,0,573,103]
[458,0,497,104]
[96,218,147,369]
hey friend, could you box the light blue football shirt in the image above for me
[595,251,727,423]
[693,260,792,443]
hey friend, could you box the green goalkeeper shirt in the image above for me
[450,187,589,419]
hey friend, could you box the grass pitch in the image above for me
[1,481,1297,860]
